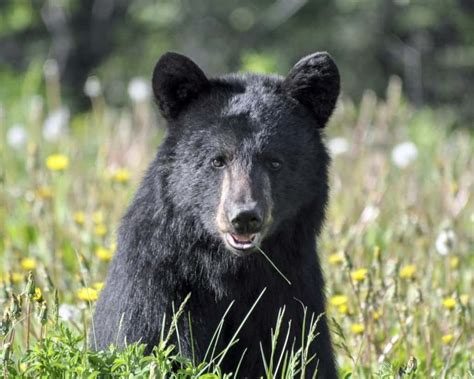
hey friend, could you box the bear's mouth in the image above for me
[224,233,261,255]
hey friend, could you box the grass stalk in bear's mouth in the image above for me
[256,246,292,285]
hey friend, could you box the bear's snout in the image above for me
[228,203,263,235]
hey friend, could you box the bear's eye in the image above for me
[211,156,226,169]
[267,160,282,171]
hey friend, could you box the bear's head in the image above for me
[152,52,340,256]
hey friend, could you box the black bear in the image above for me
[92,51,340,378]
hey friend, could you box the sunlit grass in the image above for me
[1,70,473,377]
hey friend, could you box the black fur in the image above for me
[93,52,340,378]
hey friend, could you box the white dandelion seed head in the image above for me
[391,141,418,168]
[127,77,151,103]
[7,124,27,149]
[43,107,70,142]
[327,137,349,156]
[435,229,456,256]
[84,76,102,98]
[360,204,380,224]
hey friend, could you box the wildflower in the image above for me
[435,229,456,256]
[328,252,344,265]
[6,124,27,149]
[128,77,151,102]
[43,107,70,142]
[46,154,69,171]
[360,205,380,224]
[441,334,454,344]
[330,295,348,307]
[36,186,53,199]
[73,211,86,226]
[58,304,80,322]
[20,258,37,271]
[338,304,349,315]
[93,282,104,291]
[33,288,43,302]
[391,141,418,168]
[92,211,104,224]
[449,257,459,269]
[327,137,349,156]
[350,323,365,335]
[351,268,368,282]
[442,297,456,311]
[94,224,107,237]
[10,272,23,284]
[96,247,113,262]
[112,168,131,183]
[399,265,416,280]
[76,287,99,302]
[373,310,381,321]
[84,76,102,98]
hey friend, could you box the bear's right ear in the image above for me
[152,52,210,120]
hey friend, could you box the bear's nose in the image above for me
[229,206,263,234]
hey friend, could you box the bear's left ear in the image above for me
[282,52,340,127]
[152,52,210,120]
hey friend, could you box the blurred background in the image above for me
[1,0,473,123]
[1,1,473,376]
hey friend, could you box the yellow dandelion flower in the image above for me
[96,246,113,262]
[20,258,37,271]
[351,268,368,282]
[73,211,86,226]
[112,168,131,183]
[460,294,468,306]
[330,295,348,307]
[442,297,456,310]
[94,224,107,237]
[36,186,53,199]
[33,287,43,302]
[93,282,104,291]
[350,323,365,335]
[46,154,69,171]
[399,264,416,280]
[449,257,459,269]
[338,304,349,315]
[442,334,454,344]
[92,211,104,224]
[76,287,99,302]
[328,252,344,265]
[373,310,382,321]
[10,272,23,283]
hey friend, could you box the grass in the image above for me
[0,68,473,378]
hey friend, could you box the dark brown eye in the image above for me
[268,160,282,171]
[211,157,226,168]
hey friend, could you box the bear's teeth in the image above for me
[231,234,255,243]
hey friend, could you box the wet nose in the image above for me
[229,205,263,234]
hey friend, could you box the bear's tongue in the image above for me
[231,233,255,244]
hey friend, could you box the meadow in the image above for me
[1,67,473,378]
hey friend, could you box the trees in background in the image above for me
[0,0,473,121]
